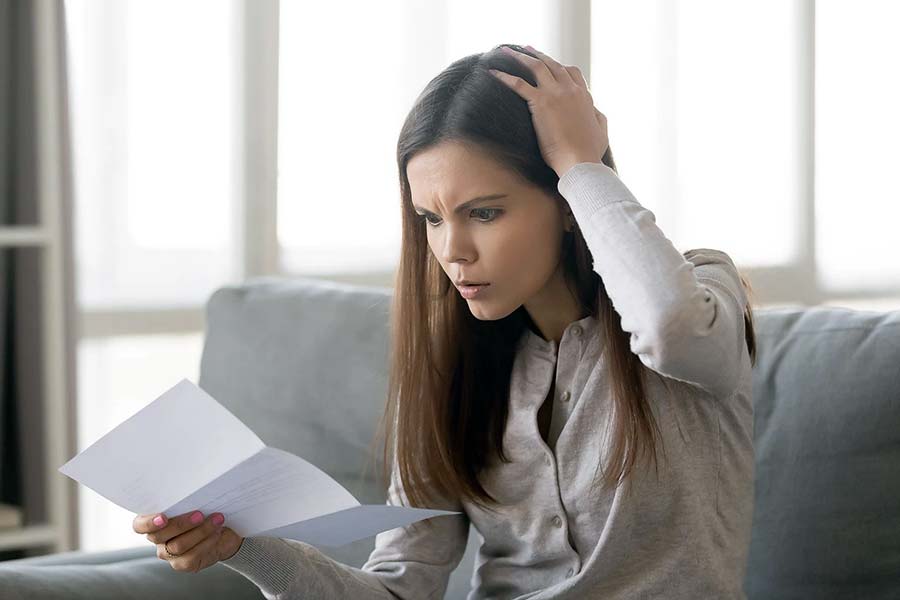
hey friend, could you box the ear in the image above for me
[552,193,576,232]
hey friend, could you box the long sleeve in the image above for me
[220,455,470,600]
[557,161,750,399]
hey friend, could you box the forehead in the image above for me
[407,141,522,207]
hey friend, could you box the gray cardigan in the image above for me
[221,161,754,599]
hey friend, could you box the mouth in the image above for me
[456,283,490,299]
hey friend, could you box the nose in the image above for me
[439,223,476,265]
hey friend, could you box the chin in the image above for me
[466,300,517,322]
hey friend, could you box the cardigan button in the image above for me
[566,568,575,577]
[551,515,563,528]
[561,390,571,402]
[572,325,583,337]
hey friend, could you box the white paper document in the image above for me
[59,378,461,548]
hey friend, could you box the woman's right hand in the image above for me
[133,510,244,573]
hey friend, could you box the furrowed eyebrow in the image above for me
[413,194,508,216]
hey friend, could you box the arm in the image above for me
[220,457,470,600]
[557,161,750,399]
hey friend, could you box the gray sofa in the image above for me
[2,276,898,599]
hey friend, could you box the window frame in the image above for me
[79,0,899,345]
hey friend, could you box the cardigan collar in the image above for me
[518,311,601,359]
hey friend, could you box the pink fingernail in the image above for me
[190,511,203,524]
[212,513,225,526]
[153,515,165,527]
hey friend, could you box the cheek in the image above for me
[488,221,563,276]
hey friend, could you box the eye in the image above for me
[471,208,502,222]
[417,208,503,227]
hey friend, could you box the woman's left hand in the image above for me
[489,45,609,178]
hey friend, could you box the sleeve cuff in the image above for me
[220,536,304,595]
[557,161,638,214]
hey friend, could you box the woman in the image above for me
[133,43,757,599]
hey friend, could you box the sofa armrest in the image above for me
[0,553,263,600]
[4,545,155,567]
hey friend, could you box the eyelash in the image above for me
[417,208,503,227]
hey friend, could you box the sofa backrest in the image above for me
[199,277,900,598]
[198,277,411,574]
[744,305,900,598]
[199,276,394,502]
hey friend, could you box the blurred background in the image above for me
[1,0,897,561]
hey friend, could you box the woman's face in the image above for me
[407,140,578,331]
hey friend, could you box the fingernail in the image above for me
[153,515,166,527]
[211,513,225,526]
[525,45,536,51]
[190,511,203,524]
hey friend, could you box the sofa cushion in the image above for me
[746,306,900,598]
[0,557,263,600]
[200,276,394,504]
[198,276,398,569]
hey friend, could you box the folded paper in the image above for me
[59,378,460,548]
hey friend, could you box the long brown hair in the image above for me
[366,44,757,527]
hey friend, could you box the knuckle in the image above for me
[146,532,162,544]
[156,545,167,560]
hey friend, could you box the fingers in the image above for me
[133,512,168,534]
[145,510,208,545]
[497,44,556,90]
[565,65,590,92]
[517,45,576,87]
[491,44,588,100]
[164,525,224,573]
[488,67,538,104]
[158,512,225,557]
